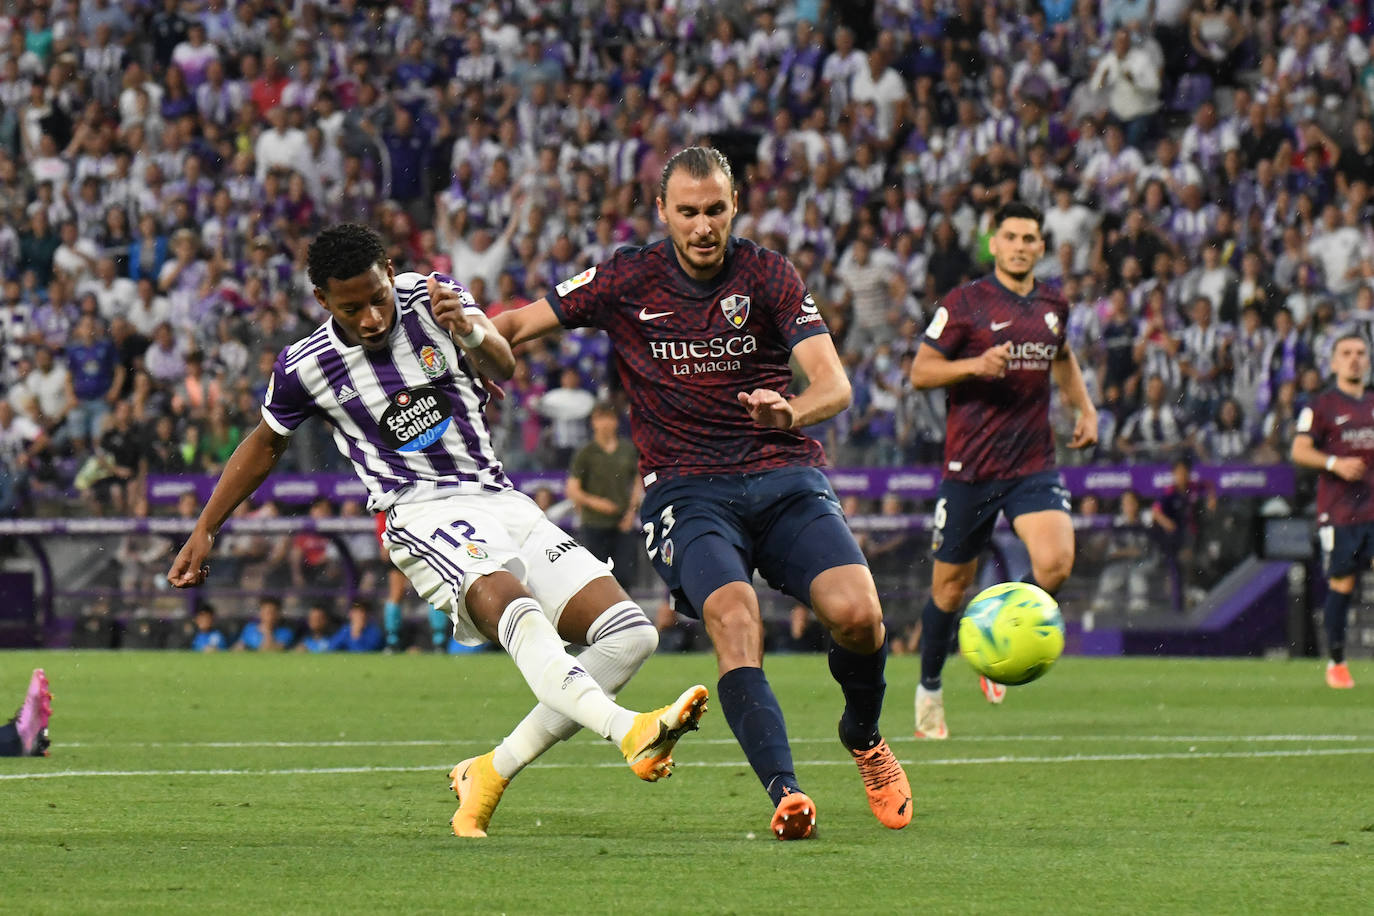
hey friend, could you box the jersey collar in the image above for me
[989,272,1038,302]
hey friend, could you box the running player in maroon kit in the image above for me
[909,201,1098,738]
[1292,333,1374,689]
[494,147,911,840]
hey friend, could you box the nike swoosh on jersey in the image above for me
[991,320,1013,331]
[638,308,675,321]
[1336,415,1351,425]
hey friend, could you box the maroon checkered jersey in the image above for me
[921,275,1070,482]
[549,237,831,479]
[1296,387,1374,526]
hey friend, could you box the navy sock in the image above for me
[829,634,888,751]
[0,719,21,757]
[1324,589,1353,665]
[920,596,959,691]
[718,666,799,807]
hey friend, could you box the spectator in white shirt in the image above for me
[1089,29,1161,147]
[850,49,908,139]
[536,367,597,470]
[254,106,309,182]
[51,220,100,285]
[126,277,172,338]
[27,347,71,435]
[79,258,138,320]
[1307,203,1369,298]
[1042,183,1098,274]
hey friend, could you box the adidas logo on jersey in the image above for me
[336,384,359,404]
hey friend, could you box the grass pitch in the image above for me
[1,650,1371,914]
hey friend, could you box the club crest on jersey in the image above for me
[556,266,596,297]
[720,294,750,329]
[464,543,488,560]
[1044,312,1060,334]
[419,344,448,379]
[379,385,453,452]
[661,538,674,567]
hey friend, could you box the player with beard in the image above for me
[1292,333,1374,688]
[909,201,1098,737]
[494,147,912,840]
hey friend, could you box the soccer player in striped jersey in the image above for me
[167,224,709,837]
[909,201,1098,737]
[495,147,912,840]
[1291,333,1374,689]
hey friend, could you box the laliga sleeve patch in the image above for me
[264,374,275,406]
[556,266,597,298]
[1296,407,1313,433]
[926,306,949,340]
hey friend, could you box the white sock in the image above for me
[495,597,637,747]
[493,601,657,779]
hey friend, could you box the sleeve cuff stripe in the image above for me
[260,407,295,437]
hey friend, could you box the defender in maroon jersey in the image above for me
[908,201,1099,737]
[496,147,912,840]
[1292,333,1374,689]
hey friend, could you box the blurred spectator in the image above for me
[234,595,294,652]
[189,601,227,653]
[566,400,640,592]
[329,600,384,653]
[295,602,337,654]
[1152,458,1205,608]
[1089,29,1161,147]
[1091,490,1158,616]
[289,497,340,590]
[1117,374,1191,464]
[537,366,596,470]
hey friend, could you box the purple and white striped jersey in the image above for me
[261,271,510,511]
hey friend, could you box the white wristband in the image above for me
[457,323,486,349]
[1326,455,1337,472]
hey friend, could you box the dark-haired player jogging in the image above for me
[167,223,709,838]
[909,201,1098,738]
[1292,333,1374,689]
[495,146,911,840]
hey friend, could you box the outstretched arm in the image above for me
[738,334,851,430]
[491,297,563,348]
[166,420,290,588]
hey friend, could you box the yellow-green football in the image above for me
[958,582,1065,686]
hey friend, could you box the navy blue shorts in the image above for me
[1319,521,1374,579]
[932,470,1071,564]
[639,467,868,619]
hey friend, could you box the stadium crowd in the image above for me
[0,0,1368,528]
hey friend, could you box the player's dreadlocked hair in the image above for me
[307,223,387,290]
[993,200,1044,230]
[658,146,734,201]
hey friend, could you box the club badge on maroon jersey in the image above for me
[720,294,750,329]
[1044,312,1059,334]
[419,345,448,379]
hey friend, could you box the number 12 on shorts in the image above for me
[431,519,482,551]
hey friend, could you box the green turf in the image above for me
[1,651,1371,914]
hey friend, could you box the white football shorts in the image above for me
[383,488,611,645]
